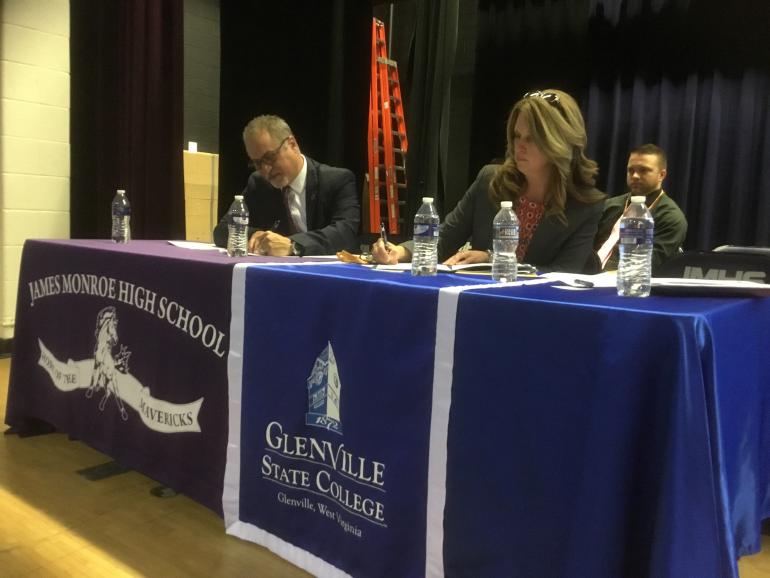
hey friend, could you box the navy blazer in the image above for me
[437,165,605,273]
[214,156,360,255]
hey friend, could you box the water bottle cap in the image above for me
[500,201,513,208]
[630,195,646,204]
[234,195,244,200]
[422,197,433,203]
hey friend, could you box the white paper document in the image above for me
[168,241,220,251]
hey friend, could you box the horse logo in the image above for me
[85,306,131,420]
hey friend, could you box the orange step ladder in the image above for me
[367,18,408,235]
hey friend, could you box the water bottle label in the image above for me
[620,227,653,245]
[413,223,438,239]
[495,226,519,240]
[231,216,249,226]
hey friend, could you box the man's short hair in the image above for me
[243,114,293,142]
[630,143,667,169]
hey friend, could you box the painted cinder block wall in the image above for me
[0,0,71,340]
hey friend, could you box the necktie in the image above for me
[283,187,304,233]
[597,191,664,270]
[597,216,622,270]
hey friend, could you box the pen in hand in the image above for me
[253,221,281,255]
[380,221,389,254]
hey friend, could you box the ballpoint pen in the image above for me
[380,221,389,253]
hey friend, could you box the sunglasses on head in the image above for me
[523,91,565,117]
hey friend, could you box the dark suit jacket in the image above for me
[213,156,360,255]
[435,165,605,273]
[590,190,687,274]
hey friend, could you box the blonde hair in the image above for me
[489,89,603,223]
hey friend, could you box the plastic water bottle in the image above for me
[411,197,439,276]
[226,195,249,257]
[617,195,655,297]
[492,200,520,282]
[111,189,131,243]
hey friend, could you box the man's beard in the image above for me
[629,183,657,195]
[268,174,290,189]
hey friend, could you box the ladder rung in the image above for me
[376,57,397,67]
[378,146,406,154]
[372,181,403,187]
[377,111,403,121]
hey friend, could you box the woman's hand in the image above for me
[371,239,409,264]
[443,249,489,266]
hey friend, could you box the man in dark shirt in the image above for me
[213,115,359,256]
[592,144,687,273]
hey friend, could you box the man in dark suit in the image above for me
[213,115,360,256]
[592,144,687,273]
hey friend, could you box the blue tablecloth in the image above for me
[224,264,770,578]
[445,282,770,578]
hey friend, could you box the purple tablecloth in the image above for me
[5,239,326,513]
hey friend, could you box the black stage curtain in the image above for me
[218,2,371,226]
[402,0,460,229]
[71,0,185,239]
[471,0,770,250]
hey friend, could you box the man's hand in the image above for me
[371,239,409,264]
[443,249,489,266]
[249,231,292,256]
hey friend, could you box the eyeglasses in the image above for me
[248,136,290,171]
[523,91,565,116]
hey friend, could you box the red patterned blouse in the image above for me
[514,197,545,262]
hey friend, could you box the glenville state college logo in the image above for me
[37,306,204,434]
[305,341,342,435]
[261,341,388,538]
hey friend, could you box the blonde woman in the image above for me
[373,90,605,273]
